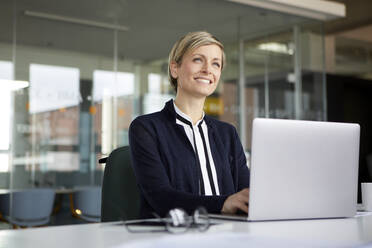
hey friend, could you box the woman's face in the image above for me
[171,44,222,99]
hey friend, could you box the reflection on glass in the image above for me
[148,73,162,94]
[93,70,134,101]
[28,64,80,172]
[29,64,80,113]
[0,152,9,173]
[0,61,13,152]
[93,70,135,155]
[144,72,173,114]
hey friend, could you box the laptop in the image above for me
[211,118,360,221]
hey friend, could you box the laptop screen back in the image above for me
[248,118,360,221]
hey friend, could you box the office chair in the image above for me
[0,188,55,228]
[70,186,101,222]
[100,146,140,222]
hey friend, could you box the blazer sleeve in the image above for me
[129,118,228,217]
[232,126,250,190]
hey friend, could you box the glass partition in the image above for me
[220,15,325,151]
[2,0,324,188]
[10,2,117,189]
[0,0,14,189]
[0,61,13,177]
[0,0,327,226]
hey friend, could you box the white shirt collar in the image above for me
[173,100,205,126]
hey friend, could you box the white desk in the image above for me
[1,213,372,248]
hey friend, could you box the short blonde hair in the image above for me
[168,31,226,92]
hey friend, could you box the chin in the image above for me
[182,85,217,98]
[196,90,215,98]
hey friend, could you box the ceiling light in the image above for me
[226,0,345,21]
[258,42,294,55]
[287,73,295,83]
[24,10,129,31]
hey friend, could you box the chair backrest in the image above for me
[73,186,101,222]
[101,146,140,222]
[0,188,55,227]
[0,193,10,218]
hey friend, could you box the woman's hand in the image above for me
[221,188,249,214]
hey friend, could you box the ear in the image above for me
[170,61,178,79]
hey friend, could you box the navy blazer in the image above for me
[129,100,250,218]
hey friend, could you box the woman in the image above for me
[129,31,250,218]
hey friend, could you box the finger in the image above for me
[238,196,249,205]
[237,192,249,204]
[238,188,249,197]
[242,188,250,196]
[236,201,249,214]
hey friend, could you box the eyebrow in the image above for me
[193,53,221,61]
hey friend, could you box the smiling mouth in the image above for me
[195,78,211,84]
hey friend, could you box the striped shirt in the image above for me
[173,101,220,196]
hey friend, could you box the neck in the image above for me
[174,93,205,125]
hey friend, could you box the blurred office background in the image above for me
[0,0,371,227]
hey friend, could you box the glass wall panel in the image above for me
[0,0,327,226]
[221,11,325,151]
[242,29,295,150]
[0,61,13,175]
[9,0,119,189]
[0,0,14,189]
[299,23,326,121]
[93,69,135,155]
[28,63,80,176]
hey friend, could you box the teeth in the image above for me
[196,78,210,84]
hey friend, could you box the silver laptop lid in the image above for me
[248,118,360,221]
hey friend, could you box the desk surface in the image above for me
[1,212,372,248]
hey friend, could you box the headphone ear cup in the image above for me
[165,208,191,233]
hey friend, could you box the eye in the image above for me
[193,57,202,62]
[213,62,221,68]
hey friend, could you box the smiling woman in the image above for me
[128,31,250,218]
[170,44,222,101]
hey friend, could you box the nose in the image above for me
[201,62,212,74]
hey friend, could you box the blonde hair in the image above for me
[168,31,226,92]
